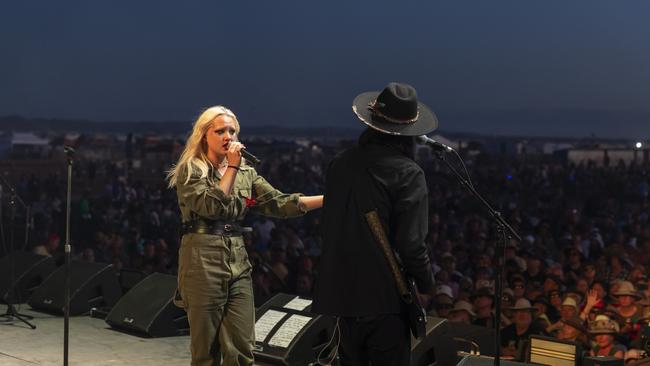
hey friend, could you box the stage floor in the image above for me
[0,304,190,366]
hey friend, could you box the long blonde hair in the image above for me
[166,106,240,188]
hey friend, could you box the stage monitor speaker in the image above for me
[446,321,497,357]
[528,335,580,366]
[253,293,336,366]
[582,356,624,366]
[105,272,189,337]
[27,261,121,315]
[0,251,56,304]
[410,316,453,366]
[118,268,148,293]
[412,319,497,366]
[456,354,536,366]
[256,292,313,314]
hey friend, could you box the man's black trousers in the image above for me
[339,314,411,366]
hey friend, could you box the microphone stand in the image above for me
[63,146,75,366]
[22,205,31,252]
[433,149,520,366]
[0,175,36,329]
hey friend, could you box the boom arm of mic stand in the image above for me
[433,151,521,242]
[433,150,520,366]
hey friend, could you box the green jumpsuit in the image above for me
[175,164,305,366]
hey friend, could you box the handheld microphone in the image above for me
[63,145,76,155]
[241,149,261,165]
[226,142,261,164]
[416,135,453,152]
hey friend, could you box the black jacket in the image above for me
[312,130,434,316]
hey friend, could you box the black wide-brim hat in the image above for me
[352,82,438,136]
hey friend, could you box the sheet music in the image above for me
[283,297,312,311]
[267,314,312,348]
[255,310,287,343]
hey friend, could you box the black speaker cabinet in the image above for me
[105,272,189,337]
[0,251,56,304]
[411,319,499,366]
[253,293,336,366]
[456,354,535,366]
[27,261,121,315]
[410,316,452,366]
[446,321,497,357]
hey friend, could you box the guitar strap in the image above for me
[354,148,413,304]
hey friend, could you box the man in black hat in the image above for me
[312,82,437,366]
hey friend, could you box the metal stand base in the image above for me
[0,303,36,329]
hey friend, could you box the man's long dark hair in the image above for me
[358,127,416,160]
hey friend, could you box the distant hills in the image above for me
[0,115,363,138]
[1,108,649,139]
[436,108,650,139]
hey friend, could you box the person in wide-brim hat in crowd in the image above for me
[557,315,590,351]
[500,299,547,361]
[588,316,625,359]
[547,296,581,335]
[448,300,476,325]
[612,280,644,343]
[560,296,580,320]
[431,284,455,318]
[564,287,584,307]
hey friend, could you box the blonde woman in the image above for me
[167,106,323,366]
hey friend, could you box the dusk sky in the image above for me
[2,1,649,137]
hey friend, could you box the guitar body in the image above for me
[406,277,427,340]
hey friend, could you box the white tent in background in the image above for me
[10,132,51,158]
[11,132,50,146]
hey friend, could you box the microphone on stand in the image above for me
[63,145,75,156]
[416,135,454,152]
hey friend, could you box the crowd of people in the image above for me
[3,136,650,362]
[423,153,650,362]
